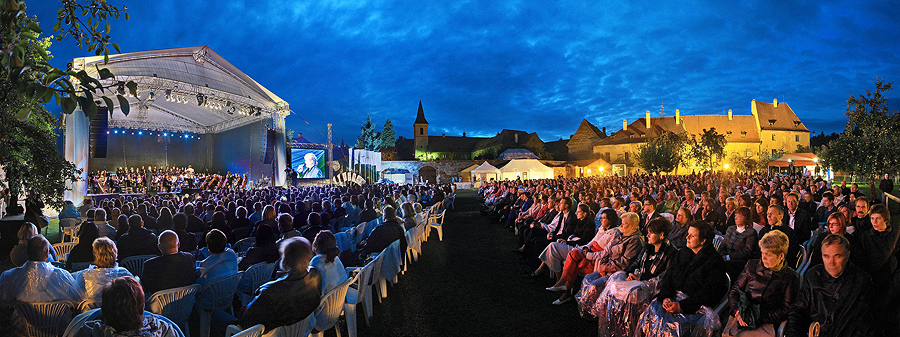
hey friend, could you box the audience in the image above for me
[73,237,133,302]
[197,229,239,285]
[118,214,161,260]
[66,222,100,269]
[93,208,116,238]
[239,224,280,271]
[310,230,348,294]
[74,276,180,335]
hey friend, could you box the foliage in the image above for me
[355,116,378,150]
[378,118,396,149]
[686,127,727,171]
[729,150,775,173]
[821,79,900,179]
[636,131,689,174]
[1,0,133,121]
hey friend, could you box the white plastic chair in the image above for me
[52,242,78,263]
[196,272,243,337]
[120,254,156,278]
[227,324,264,337]
[344,259,377,336]
[310,276,356,337]
[447,193,456,210]
[713,235,724,251]
[381,239,403,286]
[713,273,733,315]
[59,218,81,243]
[260,313,316,337]
[233,237,256,257]
[77,299,101,313]
[237,262,277,307]
[15,301,74,337]
[427,209,446,241]
[148,284,200,333]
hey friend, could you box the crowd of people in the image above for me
[0,182,452,336]
[480,172,898,337]
[88,166,248,194]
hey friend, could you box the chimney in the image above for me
[442,133,445,138]
[774,98,778,108]
[728,109,733,121]
[514,133,519,143]
[675,109,680,125]
[602,127,606,135]
[463,131,466,137]
[646,111,651,129]
[623,119,628,131]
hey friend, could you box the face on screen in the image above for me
[305,153,317,168]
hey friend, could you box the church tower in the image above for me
[413,101,429,159]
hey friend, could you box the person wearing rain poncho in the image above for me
[636,220,728,337]
[582,217,678,336]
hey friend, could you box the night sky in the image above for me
[31,1,900,146]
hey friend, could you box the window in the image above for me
[768,119,777,126]
[745,149,752,157]
[726,131,732,138]
[419,128,424,135]
[629,135,634,138]
[795,135,800,142]
[772,134,776,141]
[741,131,747,138]
[624,152,630,161]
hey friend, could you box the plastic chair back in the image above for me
[15,301,74,337]
[713,235,724,251]
[261,313,316,337]
[121,254,156,278]
[363,219,380,240]
[52,243,78,262]
[148,284,200,326]
[381,240,402,284]
[197,272,243,311]
[233,237,256,257]
[238,262,276,301]
[713,273,732,315]
[233,324,265,337]
[313,276,355,333]
[63,309,185,337]
[350,258,376,305]
[77,299,101,313]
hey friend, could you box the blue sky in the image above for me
[31,0,900,145]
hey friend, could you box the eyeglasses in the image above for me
[827,222,841,226]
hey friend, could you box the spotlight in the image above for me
[106,131,110,134]
[164,132,168,137]
[138,131,143,135]
[165,89,172,101]
[196,93,205,106]
[114,130,118,134]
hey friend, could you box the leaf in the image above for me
[105,22,110,34]
[61,97,77,115]
[125,81,137,96]
[111,43,120,53]
[125,12,129,20]
[27,22,41,34]
[98,68,113,79]
[102,96,115,111]
[53,21,61,32]
[117,95,130,116]
[16,108,31,121]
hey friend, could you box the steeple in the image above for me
[414,100,428,124]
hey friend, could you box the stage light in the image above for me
[196,93,205,106]
[165,89,172,101]
[139,131,143,135]
[164,132,168,137]
[106,131,110,134]
[114,130,118,134]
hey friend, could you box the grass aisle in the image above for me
[355,189,597,337]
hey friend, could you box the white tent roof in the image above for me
[73,46,290,134]
[471,161,500,173]
[499,159,551,173]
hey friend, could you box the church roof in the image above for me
[414,101,428,124]
[573,119,605,139]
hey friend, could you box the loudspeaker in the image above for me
[262,129,275,164]
[89,107,109,158]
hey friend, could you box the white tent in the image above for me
[471,161,500,183]
[499,159,554,180]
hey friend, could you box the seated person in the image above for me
[141,230,197,297]
[301,212,326,243]
[0,236,82,334]
[531,204,601,278]
[67,222,100,269]
[118,214,160,260]
[340,206,407,267]
[238,225,280,271]
[784,235,881,337]
[198,229,238,285]
[172,213,198,253]
[277,213,301,243]
[9,223,56,267]
[724,230,799,337]
[523,198,576,264]
[93,208,116,238]
[591,218,677,337]
[73,276,180,336]
[850,204,899,331]
[73,237,133,302]
[718,206,759,280]
[548,212,643,305]
[637,221,728,337]
[310,230,348,294]
[759,205,798,267]
[235,237,322,333]
[669,207,694,249]
[58,200,81,220]
[808,212,847,268]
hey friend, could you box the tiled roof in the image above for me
[414,101,428,124]
[596,113,762,146]
[753,100,809,132]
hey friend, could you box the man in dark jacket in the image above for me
[639,197,662,236]
[237,237,321,333]
[140,230,196,297]
[524,197,576,263]
[782,193,813,244]
[785,235,882,337]
[117,214,160,260]
[878,174,893,205]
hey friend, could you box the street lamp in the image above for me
[724,163,730,169]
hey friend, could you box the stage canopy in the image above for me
[768,153,819,167]
[498,148,539,160]
[499,159,553,180]
[470,161,500,182]
[73,46,290,134]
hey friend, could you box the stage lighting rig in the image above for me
[196,93,206,106]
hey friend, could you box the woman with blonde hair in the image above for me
[723,230,799,337]
[73,237,133,301]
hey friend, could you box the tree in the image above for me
[377,118,396,149]
[0,26,78,210]
[636,131,689,174]
[355,116,378,150]
[1,0,134,121]
[821,79,900,195]
[687,128,727,171]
